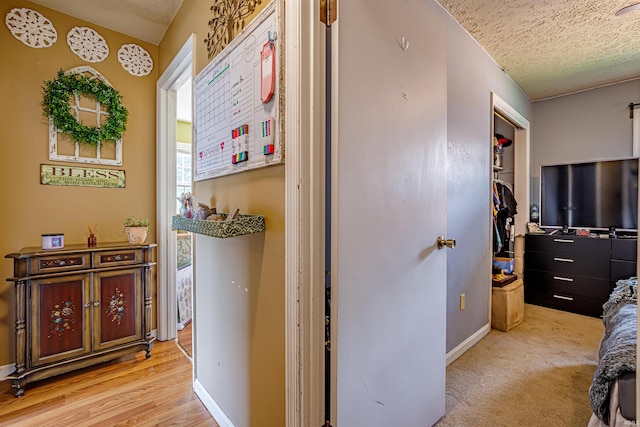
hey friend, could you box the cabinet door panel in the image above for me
[611,260,637,283]
[95,269,142,349]
[611,238,637,261]
[32,274,91,366]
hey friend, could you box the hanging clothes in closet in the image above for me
[493,181,517,256]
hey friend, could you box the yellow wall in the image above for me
[159,1,285,425]
[0,1,158,366]
[177,120,192,143]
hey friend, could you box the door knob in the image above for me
[437,236,456,249]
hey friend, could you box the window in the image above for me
[176,142,192,213]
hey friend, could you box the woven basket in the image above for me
[172,214,265,238]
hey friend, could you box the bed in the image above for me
[588,277,637,427]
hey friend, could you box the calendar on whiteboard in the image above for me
[193,1,282,181]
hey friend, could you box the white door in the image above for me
[334,0,448,425]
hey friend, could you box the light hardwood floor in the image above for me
[177,322,192,358]
[0,340,218,427]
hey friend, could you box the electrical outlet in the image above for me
[460,293,466,310]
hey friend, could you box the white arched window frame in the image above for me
[48,65,123,166]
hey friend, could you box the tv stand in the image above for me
[524,234,637,317]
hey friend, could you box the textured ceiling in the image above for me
[437,0,640,100]
[28,0,184,45]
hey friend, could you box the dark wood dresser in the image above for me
[524,233,637,317]
[5,242,156,397]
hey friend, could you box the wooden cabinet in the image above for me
[524,234,637,317]
[5,242,156,397]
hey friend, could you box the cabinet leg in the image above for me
[144,340,154,359]
[12,380,26,398]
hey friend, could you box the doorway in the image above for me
[490,93,531,312]
[175,79,193,357]
[156,35,195,343]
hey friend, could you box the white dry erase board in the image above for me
[193,1,282,181]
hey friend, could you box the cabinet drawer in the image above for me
[93,249,144,267]
[611,239,637,261]
[525,234,610,257]
[525,289,604,318]
[524,251,610,279]
[524,269,610,300]
[31,253,91,274]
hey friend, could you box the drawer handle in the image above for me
[553,294,574,301]
[553,239,574,243]
[553,276,574,282]
[553,257,574,263]
[93,301,101,307]
[84,303,91,308]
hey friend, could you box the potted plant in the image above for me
[123,216,149,244]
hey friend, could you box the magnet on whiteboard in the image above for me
[261,41,275,103]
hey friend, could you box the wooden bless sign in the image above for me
[41,164,125,188]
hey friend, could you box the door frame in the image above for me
[490,93,530,321]
[156,34,195,342]
[284,0,326,425]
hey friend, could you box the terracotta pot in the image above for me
[125,226,148,244]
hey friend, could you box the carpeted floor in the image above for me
[435,303,605,427]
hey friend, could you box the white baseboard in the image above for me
[0,363,14,380]
[194,378,234,427]
[446,323,491,366]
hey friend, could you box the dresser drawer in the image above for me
[525,234,610,257]
[93,249,143,268]
[524,251,610,279]
[524,269,610,300]
[525,290,604,318]
[31,253,91,274]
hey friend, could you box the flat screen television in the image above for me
[540,158,639,231]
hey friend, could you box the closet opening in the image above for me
[492,113,517,260]
[489,93,531,330]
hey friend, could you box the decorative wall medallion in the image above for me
[117,44,153,76]
[5,7,57,49]
[106,287,126,325]
[48,301,76,338]
[67,27,109,63]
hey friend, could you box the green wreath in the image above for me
[42,70,128,146]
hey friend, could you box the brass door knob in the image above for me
[437,236,456,249]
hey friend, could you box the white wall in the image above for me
[194,230,285,427]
